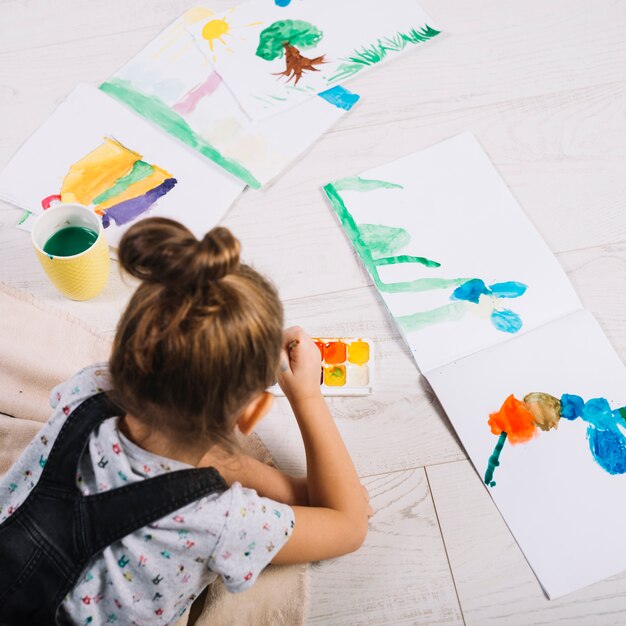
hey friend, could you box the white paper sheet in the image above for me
[102,5,358,188]
[426,309,626,598]
[0,84,245,247]
[189,0,440,120]
[324,132,582,372]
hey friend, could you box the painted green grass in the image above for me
[328,25,441,83]
[323,181,467,295]
[100,79,261,189]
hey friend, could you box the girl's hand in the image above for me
[277,326,322,403]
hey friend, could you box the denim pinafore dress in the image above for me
[0,393,226,625]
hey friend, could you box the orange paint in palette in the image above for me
[324,340,347,363]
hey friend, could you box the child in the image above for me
[0,218,370,625]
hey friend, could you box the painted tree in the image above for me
[256,20,325,84]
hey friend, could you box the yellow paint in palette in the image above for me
[61,138,141,205]
[348,340,369,365]
[324,365,346,386]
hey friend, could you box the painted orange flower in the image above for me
[488,394,536,444]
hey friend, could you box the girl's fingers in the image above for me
[279,349,291,374]
[283,326,304,346]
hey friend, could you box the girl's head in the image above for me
[109,218,283,449]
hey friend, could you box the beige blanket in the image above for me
[0,282,308,626]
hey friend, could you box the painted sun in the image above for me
[200,9,262,61]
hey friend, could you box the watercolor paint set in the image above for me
[272,337,373,396]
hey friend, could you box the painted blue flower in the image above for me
[562,395,626,475]
[491,309,522,333]
[451,279,527,334]
[450,278,489,304]
[560,393,585,420]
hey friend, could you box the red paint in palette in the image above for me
[324,341,346,364]
[314,340,325,360]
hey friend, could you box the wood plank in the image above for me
[559,240,626,358]
[427,460,626,625]
[0,0,236,55]
[308,468,464,625]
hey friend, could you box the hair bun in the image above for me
[118,218,241,289]
[198,227,240,281]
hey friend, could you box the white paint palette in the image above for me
[272,337,373,397]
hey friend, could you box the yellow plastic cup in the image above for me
[31,203,110,300]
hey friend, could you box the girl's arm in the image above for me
[205,450,309,506]
[271,328,370,564]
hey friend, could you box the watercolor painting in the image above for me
[325,176,528,336]
[426,310,626,599]
[0,84,244,248]
[102,5,358,188]
[189,0,440,120]
[323,133,581,373]
[40,138,177,230]
[485,392,626,487]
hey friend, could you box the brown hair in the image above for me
[109,218,283,449]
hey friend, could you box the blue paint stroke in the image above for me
[317,86,360,111]
[489,281,527,298]
[275,0,292,5]
[490,308,522,333]
[560,394,626,475]
[102,178,177,228]
[560,394,585,420]
[451,278,489,304]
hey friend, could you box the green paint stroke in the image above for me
[332,176,404,193]
[100,79,261,189]
[328,25,441,83]
[374,254,440,269]
[359,223,410,258]
[395,301,467,331]
[92,160,154,205]
[324,182,448,292]
[17,210,31,225]
[359,225,441,269]
[484,432,508,487]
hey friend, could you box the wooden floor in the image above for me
[2,0,626,623]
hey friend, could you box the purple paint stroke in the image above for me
[102,178,177,228]
[172,72,222,115]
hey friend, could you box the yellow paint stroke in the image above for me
[61,138,140,206]
[153,7,215,58]
[96,165,172,210]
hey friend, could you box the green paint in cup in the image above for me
[43,226,98,257]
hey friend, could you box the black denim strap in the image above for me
[82,466,226,554]
[37,392,121,489]
[35,393,227,555]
